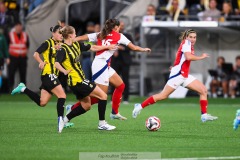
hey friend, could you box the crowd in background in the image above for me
[148,0,240,21]
[1,0,240,100]
[209,55,240,99]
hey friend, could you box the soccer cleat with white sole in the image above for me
[65,104,72,115]
[201,113,218,122]
[110,113,127,120]
[58,116,65,133]
[233,109,240,130]
[132,103,142,118]
[11,83,26,95]
[98,122,116,130]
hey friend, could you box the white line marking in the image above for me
[161,156,240,160]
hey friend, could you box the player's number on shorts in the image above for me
[82,79,90,86]
[49,74,57,81]
[102,39,112,46]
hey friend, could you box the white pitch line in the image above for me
[161,156,240,160]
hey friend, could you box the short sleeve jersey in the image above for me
[170,39,194,78]
[36,38,59,76]
[56,42,91,86]
[87,31,131,60]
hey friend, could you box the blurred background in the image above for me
[1,0,240,99]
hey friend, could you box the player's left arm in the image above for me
[120,34,151,53]
[79,42,117,52]
[54,49,71,75]
[184,52,209,61]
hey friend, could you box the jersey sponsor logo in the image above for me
[89,84,93,88]
[51,47,55,50]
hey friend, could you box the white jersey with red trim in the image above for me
[87,31,131,60]
[170,39,194,78]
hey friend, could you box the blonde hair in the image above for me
[59,25,75,39]
[179,29,196,41]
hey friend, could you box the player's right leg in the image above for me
[89,85,116,130]
[109,72,127,120]
[51,84,66,133]
[11,83,42,106]
[39,89,52,107]
[132,84,175,118]
[185,77,218,122]
[63,96,91,126]
[133,74,180,119]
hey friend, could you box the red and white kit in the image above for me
[167,39,196,89]
[88,31,130,86]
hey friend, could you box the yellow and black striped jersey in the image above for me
[36,38,60,76]
[56,42,91,86]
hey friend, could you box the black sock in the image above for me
[98,100,107,120]
[23,88,41,106]
[66,104,86,121]
[57,98,65,117]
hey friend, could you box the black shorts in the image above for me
[0,58,4,70]
[40,74,61,94]
[70,79,96,100]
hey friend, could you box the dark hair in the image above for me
[217,56,225,62]
[179,29,196,41]
[59,25,75,39]
[236,55,240,61]
[97,19,120,40]
[50,25,62,33]
[14,21,22,26]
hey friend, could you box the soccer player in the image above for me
[11,25,68,133]
[132,29,218,122]
[55,25,116,130]
[73,18,151,120]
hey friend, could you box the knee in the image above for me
[101,93,108,100]
[200,86,208,96]
[116,83,125,92]
[98,93,107,100]
[40,101,47,107]
[82,104,91,111]
[58,93,66,99]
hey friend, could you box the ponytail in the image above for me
[59,25,75,39]
[179,29,196,41]
[97,19,120,40]
[50,24,61,33]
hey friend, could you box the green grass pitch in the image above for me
[0,94,240,160]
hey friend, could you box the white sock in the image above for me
[99,120,106,126]
[21,87,26,92]
[63,116,69,123]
